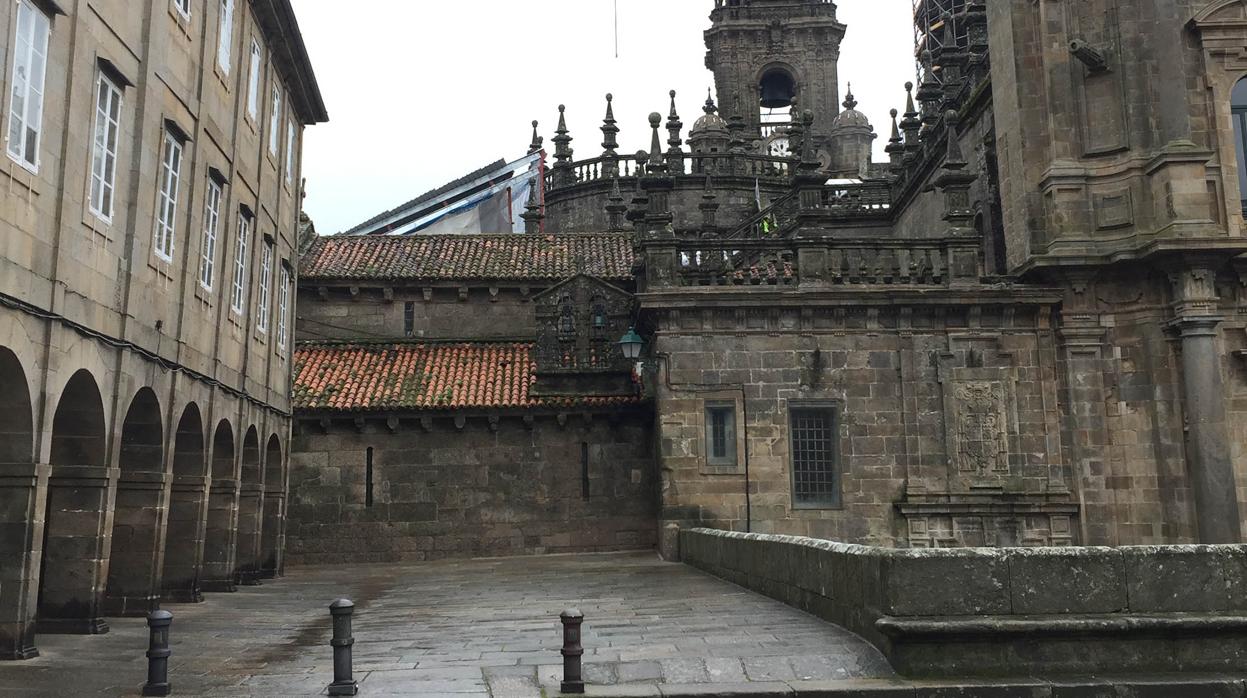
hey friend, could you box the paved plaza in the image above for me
[0,552,895,697]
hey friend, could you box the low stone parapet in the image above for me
[679,528,1247,678]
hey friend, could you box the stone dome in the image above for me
[830,92,872,131]
[690,92,730,139]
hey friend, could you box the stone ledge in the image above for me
[876,614,1247,639]
[571,676,1247,697]
[679,528,1247,678]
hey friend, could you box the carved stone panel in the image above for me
[952,381,1010,474]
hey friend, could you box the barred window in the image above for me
[789,405,840,508]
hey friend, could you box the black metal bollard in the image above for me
[142,610,173,697]
[560,608,585,694]
[327,599,359,696]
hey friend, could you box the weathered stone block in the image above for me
[1006,547,1126,614]
[880,549,1010,617]
[1123,545,1247,613]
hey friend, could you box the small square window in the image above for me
[705,402,737,467]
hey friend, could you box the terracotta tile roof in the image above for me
[299,234,636,283]
[293,342,641,413]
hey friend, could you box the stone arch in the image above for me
[259,433,285,578]
[162,404,207,602]
[104,389,165,617]
[202,420,240,592]
[39,369,110,634]
[234,427,263,585]
[0,347,39,658]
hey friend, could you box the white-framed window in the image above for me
[268,86,281,156]
[7,1,51,171]
[88,73,123,222]
[216,0,234,74]
[256,241,272,332]
[153,130,183,262]
[285,119,296,185]
[246,39,262,121]
[230,212,250,313]
[173,0,192,19]
[276,266,290,349]
[198,178,223,291]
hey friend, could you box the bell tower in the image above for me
[704,0,846,146]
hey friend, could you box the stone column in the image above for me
[259,489,285,579]
[200,478,240,592]
[1169,263,1242,543]
[38,465,115,634]
[0,462,48,658]
[103,471,169,617]
[234,483,264,585]
[161,474,209,603]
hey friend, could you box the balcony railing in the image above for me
[545,153,793,191]
[648,236,980,289]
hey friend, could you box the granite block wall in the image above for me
[287,412,658,564]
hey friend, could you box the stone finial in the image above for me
[901,81,922,145]
[843,83,857,111]
[528,120,543,155]
[886,108,905,174]
[647,112,667,173]
[666,90,685,172]
[605,173,628,231]
[601,94,620,157]
[703,88,717,116]
[521,180,544,234]
[552,105,575,187]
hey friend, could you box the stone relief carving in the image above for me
[953,381,1009,474]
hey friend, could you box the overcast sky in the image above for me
[291,1,916,235]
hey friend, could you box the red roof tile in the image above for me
[300,234,635,283]
[293,342,641,412]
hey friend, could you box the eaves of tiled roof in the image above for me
[299,233,636,283]
[293,342,643,413]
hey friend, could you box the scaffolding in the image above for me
[913,0,968,62]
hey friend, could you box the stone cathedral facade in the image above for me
[290,0,1247,562]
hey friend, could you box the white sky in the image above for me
[291,1,917,235]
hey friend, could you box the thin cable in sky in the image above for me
[614,0,619,58]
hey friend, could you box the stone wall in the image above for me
[287,411,658,564]
[680,527,1247,678]
[650,300,1073,548]
[297,286,539,342]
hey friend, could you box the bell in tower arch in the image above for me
[759,69,797,109]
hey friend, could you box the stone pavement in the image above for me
[0,551,894,697]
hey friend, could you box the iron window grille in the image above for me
[789,404,840,508]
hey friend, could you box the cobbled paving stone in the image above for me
[0,552,892,696]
